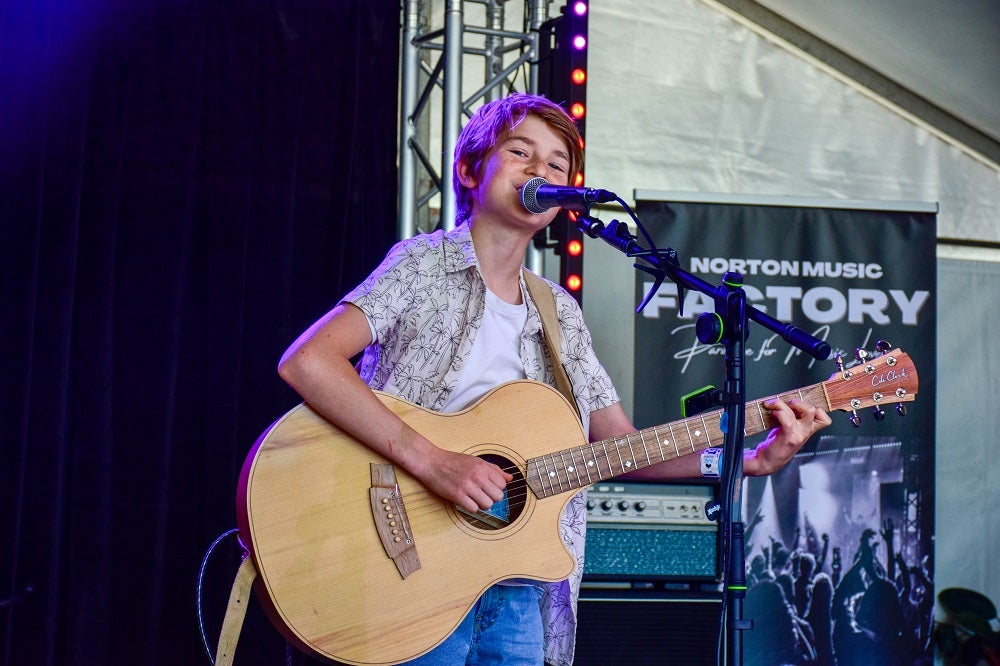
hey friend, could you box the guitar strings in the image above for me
[353,369,915,529]
[368,391,812,522]
[384,425,706,520]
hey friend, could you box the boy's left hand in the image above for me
[744,397,832,476]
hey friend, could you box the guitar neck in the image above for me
[525,382,829,499]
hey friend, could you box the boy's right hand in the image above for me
[418,448,513,513]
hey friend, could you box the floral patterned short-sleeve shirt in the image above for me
[342,224,620,666]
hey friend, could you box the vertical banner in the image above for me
[632,197,936,665]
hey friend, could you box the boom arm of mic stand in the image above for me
[578,216,830,360]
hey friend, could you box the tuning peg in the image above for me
[873,406,886,421]
[849,410,861,428]
[835,353,854,380]
[896,403,907,417]
[855,348,869,362]
[875,340,892,354]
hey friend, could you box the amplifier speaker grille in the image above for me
[575,591,723,666]
[584,526,719,579]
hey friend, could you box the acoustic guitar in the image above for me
[237,348,918,665]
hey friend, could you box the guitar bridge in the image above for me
[369,463,421,579]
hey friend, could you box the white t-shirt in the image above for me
[441,288,528,413]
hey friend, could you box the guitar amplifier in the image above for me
[583,482,720,580]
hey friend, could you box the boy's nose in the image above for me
[526,156,550,180]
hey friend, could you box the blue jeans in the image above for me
[401,584,545,665]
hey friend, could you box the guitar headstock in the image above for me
[823,343,918,426]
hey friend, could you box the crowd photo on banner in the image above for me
[632,199,936,665]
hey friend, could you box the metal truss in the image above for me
[901,449,924,568]
[398,0,557,243]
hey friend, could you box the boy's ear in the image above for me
[456,159,477,188]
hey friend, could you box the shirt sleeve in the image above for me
[340,236,431,345]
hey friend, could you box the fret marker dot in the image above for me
[567,466,575,472]
[695,430,702,437]
[587,461,594,467]
[625,461,632,468]
[549,471,556,478]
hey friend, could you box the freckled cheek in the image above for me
[500,156,525,172]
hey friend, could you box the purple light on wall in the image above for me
[573,1,588,16]
[572,35,587,50]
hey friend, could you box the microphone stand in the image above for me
[577,212,829,666]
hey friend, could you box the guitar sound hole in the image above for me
[456,454,526,531]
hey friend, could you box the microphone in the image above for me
[519,177,617,214]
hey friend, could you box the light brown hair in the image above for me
[453,93,583,224]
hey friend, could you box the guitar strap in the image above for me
[522,269,581,421]
[216,554,257,666]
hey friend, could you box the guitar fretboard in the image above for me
[524,383,828,499]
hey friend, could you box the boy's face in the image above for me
[459,114,573,232]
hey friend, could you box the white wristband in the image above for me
[701,447,723,478]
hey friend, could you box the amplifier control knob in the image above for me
[635,501,647,512]
[618,500,630,511]
[586,499,596,511]
[600,500,614,511]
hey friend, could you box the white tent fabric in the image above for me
[585,0,999,243]
[936,259,1000,608]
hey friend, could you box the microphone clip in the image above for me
[576,213,605,239]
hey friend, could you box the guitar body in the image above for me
[237,380,585,665]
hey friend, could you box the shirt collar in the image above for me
[442,224,542,337]
[441,224,479,273]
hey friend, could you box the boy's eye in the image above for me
[549,163,567,172]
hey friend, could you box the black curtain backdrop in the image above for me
[1,1,399,664]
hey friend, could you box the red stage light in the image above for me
[566,274,582,291]
[570,102,585,119]
[567,239,583,256]
[572,68,586,85]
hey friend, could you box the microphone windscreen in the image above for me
[519,177,549,214]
